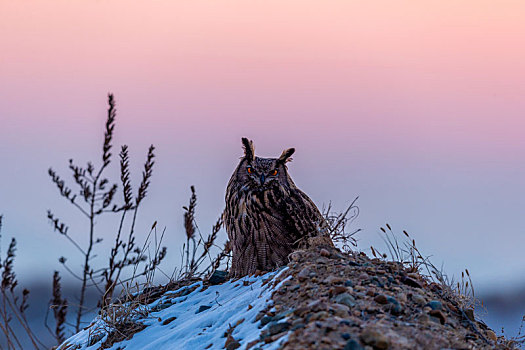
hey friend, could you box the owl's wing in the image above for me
[281,188,330,246]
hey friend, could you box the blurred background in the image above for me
[1,0,524,344]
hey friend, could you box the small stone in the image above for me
[464,308,475,321]
[297,267,314,282]
[486,330,497,341]
[396,293,407,303]
[320,248,331,257]
[374,294,388,304]
[412,294,426,306]
[341,333,351,340]
[344,280,354,287]
[324,276,344,284]
[344,339,365,350]
[226,339,241,350]
[360,328,389,350]
[358,273,369,280]
[426,300,442,311]
[418,314,430,323]
[330,286,348,296]
[260,315,274,326]
[401,276,423,289]
[334,293,357,308]
[330,303,350,317]
[291,323,305,331]
[268,322,291,336]
[208,270,228,285]
[161,316,177,325]
[429,309,447,325]
[196,305,212,313]
[387,296,402,315]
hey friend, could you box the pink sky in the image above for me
[1,0,525,301]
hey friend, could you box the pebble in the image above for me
[208,270,228,285]
[196,305,212,313]
[297,267,315,282]
[334,293,357,308]
[268,321,291,336]
[426,300,442,311]
[411,294,427,306]
[330,286,348,295]
[386,296,402,315]
[401,276,423,289]
[320,248,331,257]
[429,309,447,325]
[324,276,344,284]
[374,294,388,304]
[360,328,389,350]
[161,316,177,325]
[344,339,365,350]
[464,308,475,321]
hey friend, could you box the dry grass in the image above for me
[322,197,361,252]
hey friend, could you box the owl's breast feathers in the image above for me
[225,183,329,276]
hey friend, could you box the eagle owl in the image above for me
[225,138,331,277]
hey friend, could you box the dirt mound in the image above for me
[254,246,514,350]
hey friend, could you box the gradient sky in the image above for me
[1,0,525,303]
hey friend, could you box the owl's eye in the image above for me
[247,166,253,174]
[270,169,278,176]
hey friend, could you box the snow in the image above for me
[58,269,290,350]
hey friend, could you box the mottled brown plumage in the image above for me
[225,138,331,277]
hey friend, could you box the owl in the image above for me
[225,137,332,277]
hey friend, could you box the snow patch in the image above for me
[59,269,290,350]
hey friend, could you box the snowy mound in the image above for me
[58,269,289,350]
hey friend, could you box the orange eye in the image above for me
[270,169,278,176]
[247,167,253,174]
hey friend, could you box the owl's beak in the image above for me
[259,174,266,185]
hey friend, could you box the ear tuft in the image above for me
[241,137,255,161]
[278,148,295,164]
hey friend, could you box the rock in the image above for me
[334,293,357,308]
[344,280,354,287]
[429,309,447,325]
[297,267,315,282]
[358,273,369,280]
[268,321,291,336]
[360,328,389,350]
[374,294,388,304]
[486,330,497,341]
[341,333,351,340]
[426,300,442,311]
[401,276,423,289]
[225,336,241,350]
[396,293,407,303]
[411,294,426,306]
[320,248,331,257]
[324,276,344,284]
[330,286,348,296]
[330,303,350,317]
[463,308,475,321]
[260,315,273,326]
[344,339,365,350]
[208,270,228,285]
[161,316,177,325]
[196,305,212,313]
[387,296,402,315]
[291,323,306,331]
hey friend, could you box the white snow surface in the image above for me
[59,269,290,350]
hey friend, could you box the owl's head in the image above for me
[232,137,295,192]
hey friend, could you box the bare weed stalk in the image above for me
[47,94,166,334]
